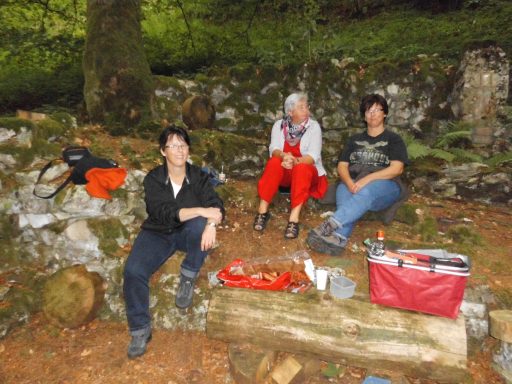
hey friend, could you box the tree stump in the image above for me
[207,288,467,383]
[42,265,107,328]
[490,310,512,343]
[182,95,215,130]
[228,343,276,384]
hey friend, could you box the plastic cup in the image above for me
[316,269,328,291]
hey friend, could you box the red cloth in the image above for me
[257,142,327,208]
[85,167,127,199]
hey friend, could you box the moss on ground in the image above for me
[447,225,484,246]
[416,216,439,242]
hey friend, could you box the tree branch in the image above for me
[239,0,261,46]
[175,0,196,54]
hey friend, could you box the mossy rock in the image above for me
[0,269,44,338]
[0,117,36,133]
[49,112,77,130]
[228,63,258,82]
[153,75,186,92]
[88,218,130,257]
[189,130,263,173]
[35,118,67,140]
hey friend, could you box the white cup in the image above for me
[316,269,328,291]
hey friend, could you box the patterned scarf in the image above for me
[281,115,309,146]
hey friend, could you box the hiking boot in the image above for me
[311,217,339,237]
[175,274,196,309]
[127,326,152,359]
[307,230,347,256]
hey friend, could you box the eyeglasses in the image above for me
[295,103,310,111]
[366,108,384,115]
[165,144,189,151]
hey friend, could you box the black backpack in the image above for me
[33,146,119,199]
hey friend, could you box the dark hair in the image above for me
[158,125,191,151]
[359,94,389,120]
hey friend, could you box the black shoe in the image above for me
[176,274,196,309]
[284,221,299,239]
[127,326,152,359]
[253,212,271,231]
[307,230,346,256]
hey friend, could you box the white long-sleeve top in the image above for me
[268,118,326,177]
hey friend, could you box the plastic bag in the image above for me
[216,259,292,291]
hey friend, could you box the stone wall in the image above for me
[0,47,511,337]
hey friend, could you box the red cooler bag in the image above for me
[367,249,470,319]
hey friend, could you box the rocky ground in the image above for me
[0,183,511,383]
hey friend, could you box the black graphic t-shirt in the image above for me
[338,130,408,179]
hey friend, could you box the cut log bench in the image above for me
[490,310,512,383]
[207,287,468,383]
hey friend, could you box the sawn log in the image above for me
[43,264,107,328]
[206,288,467,383]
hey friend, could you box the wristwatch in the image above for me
[208,221,217,228]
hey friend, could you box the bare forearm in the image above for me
[337,162,353,186]
[271,149,284,158]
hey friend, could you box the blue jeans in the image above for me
[333,180,401,239]
[123,217,208,331]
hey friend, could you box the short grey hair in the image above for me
[284,92,308,115]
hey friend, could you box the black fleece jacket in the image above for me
[141,162,224,233]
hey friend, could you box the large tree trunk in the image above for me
[83,0,153,127]
[207,288,467,383]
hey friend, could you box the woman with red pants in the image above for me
[253,92,328,239]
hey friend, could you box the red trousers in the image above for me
[257,156,327,208]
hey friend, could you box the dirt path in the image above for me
[1,187,511,384]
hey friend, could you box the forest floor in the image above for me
[1,180,511,383]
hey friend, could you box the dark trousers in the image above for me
[123,217,207,331]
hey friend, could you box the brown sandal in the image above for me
[253,212,271,231]
[284,222,299,239]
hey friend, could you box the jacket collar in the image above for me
[162,161,191,186]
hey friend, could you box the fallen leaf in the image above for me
[80,349,92,357]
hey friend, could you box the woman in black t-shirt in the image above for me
[307,94,409,256]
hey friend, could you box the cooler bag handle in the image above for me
[385,250,468,269]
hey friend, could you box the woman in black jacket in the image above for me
[123,125,224,359]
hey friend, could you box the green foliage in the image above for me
[435,130,471,149]
[0,62,84,113]
[405,139,431,160]
[485,151,512,168]
[428,148,456,162]
[1,0,512,117]
[449,148,483,163]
